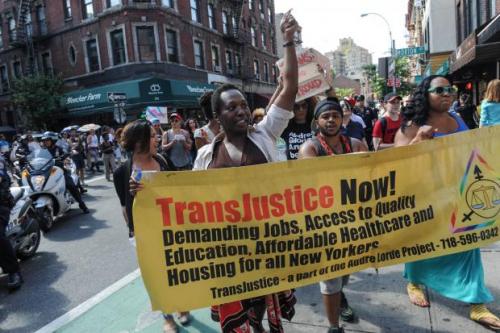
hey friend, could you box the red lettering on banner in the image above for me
[298,79,322,96]
[297,52,315,66]
[156,185,335,227]
[156,198,173,226]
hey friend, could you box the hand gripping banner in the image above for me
[134,126,500,313]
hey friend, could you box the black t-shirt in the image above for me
[113,154,170,234]
[341,120,365,141]
[281,122,313,160]
[354,107,378,131]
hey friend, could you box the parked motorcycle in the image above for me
[6,186,41,260]
[21,149,74,232]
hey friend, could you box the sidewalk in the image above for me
[54,245,499,333]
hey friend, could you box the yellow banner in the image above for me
[134,126,500,313]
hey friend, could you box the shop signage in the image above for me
[108,92,127,103]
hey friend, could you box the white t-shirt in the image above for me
[194,124,217,144]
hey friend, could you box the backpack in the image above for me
[380,117,388,139]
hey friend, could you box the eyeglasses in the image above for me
[428,86,457,95]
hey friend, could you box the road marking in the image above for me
[86,176,105,184]
[35,269,140,333]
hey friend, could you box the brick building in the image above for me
[0,0,279,129]
[449,0,499,103]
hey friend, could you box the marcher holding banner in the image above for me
[395,75,500,330]
[192,10,300,333]
[298,99,367,333]
[113,120,191,333]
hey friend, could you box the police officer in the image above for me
[41,133,89,214]
[0,153,23,290]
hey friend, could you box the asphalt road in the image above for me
[0,176,138,333]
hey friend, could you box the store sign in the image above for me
[65,92,103,105]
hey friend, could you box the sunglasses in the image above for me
[428,86,457,95]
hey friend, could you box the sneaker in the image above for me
[7,272,23,291]
[163,318,178,333]
[80,204,89,214]
[327,327,344,333]
[340,292,355,322]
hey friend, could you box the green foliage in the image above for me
[12,75,64,130]
[362,59,416,100]
[335,88,354,99]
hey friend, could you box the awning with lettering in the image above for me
[62,78,217,116]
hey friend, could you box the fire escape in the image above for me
[10,0,39,76]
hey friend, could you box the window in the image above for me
[190,0,200,23]
[222,11,229,34]
[37,6,47,35]
[8,17,16,42]
[41,52,53,75]
[110,29,126,65]
[0,20,3,48]
[235,53,241,74]
[251,27,257,47]
[264,62,269,82]
[162,0,174,7]
[82,0,94,19]
[211,45,220,71]
[86,38,100,72]
[268,7,273,24]
[253,60,260,80]
[63,0,72,18]
[165,29,179,63]
[489,0,496,19]
[259,0,265,18]
[106,0,122,8]
[136,26,157,61]
[0,66,9,93]
[26,12,33,38]
[249,0,254,11]
[261,30,266,50]
[225,50,233,72]
[208,4,216,30]
[232,16,237,34]
[194,40,204,69]
[272,65,277,83]
[13,61,22,78]
[68,44,77,65]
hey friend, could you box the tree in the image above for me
[362,60,416,100]
[335,88,354,99]
[12,75,64,130]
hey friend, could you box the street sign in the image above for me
[389,58,396,76]
[108,92,127,103]
[396,46,426,57]
[387,77,401,88]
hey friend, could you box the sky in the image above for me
[275,0,409,62]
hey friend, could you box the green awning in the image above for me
[435,60,450,75]
[62,78,217,116]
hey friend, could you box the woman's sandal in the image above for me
[470,304,500,331]
[407,283,430,307]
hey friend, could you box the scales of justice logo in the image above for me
[450,149,499,233]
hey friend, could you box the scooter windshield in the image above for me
[27,149,54,172]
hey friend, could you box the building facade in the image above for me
[336,37,372,81]
[325,50,346,77]
[0,0,279,129]
[450,0,499,103]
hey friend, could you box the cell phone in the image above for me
[131,167,142,182]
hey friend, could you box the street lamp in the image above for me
[361,12,396,93]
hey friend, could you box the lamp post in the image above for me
[361,12,396,93]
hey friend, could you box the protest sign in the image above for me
[134,126,499,313]
[145,106,169,124]
[277,48,333,102]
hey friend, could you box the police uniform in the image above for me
[0,155,21,279]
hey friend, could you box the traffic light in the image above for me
[465,82,473,90]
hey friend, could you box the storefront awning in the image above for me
[450,16,500,74]
[62,78,216,116]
